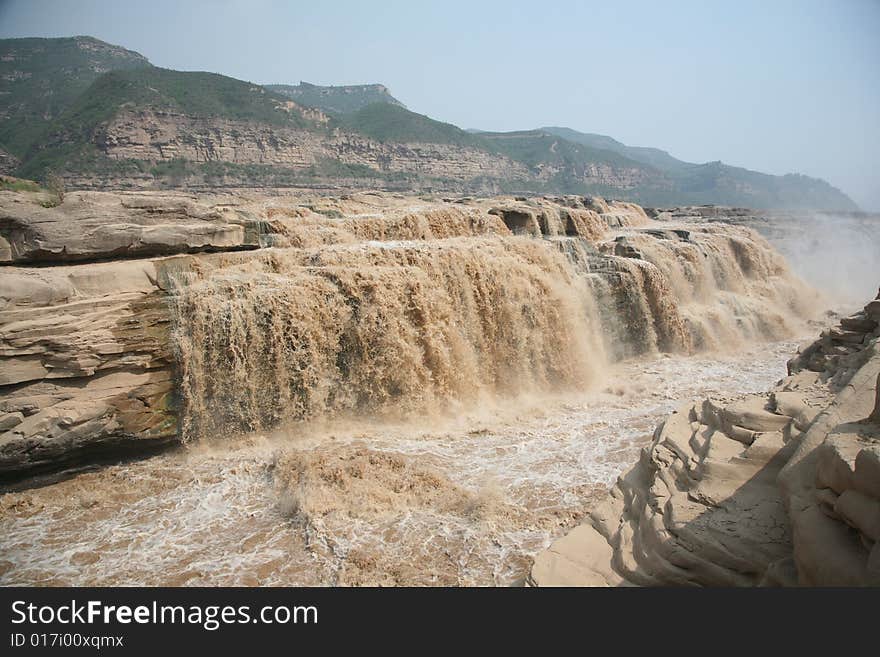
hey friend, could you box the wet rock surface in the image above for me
[530,290,880,586]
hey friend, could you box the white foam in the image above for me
[0,339,800,586]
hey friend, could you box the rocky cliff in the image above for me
[98,109,531,184]
[266,82,406,114]
[0,189,277,475]
[530,291,880,586]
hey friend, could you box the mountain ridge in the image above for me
[541,126,688,173]
[0,35,858,210]
[266,81,406,114]
[0,35,151,157]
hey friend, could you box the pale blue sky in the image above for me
[1,0,878,209]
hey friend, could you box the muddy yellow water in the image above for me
[0,339,801,586]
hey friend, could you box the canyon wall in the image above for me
[85,110,661,191]
[0,190,815,478]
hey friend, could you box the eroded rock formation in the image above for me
[0,258,175,474]
[530,291,880,586]
[650,205,880,307]
[0,191,269,264]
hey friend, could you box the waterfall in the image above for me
[168,200,816,443]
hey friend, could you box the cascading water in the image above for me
[168,213,815,444]
[169,238,608,442]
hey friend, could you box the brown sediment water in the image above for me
[0,210,822,586]
[169,229,814,443]
[0,340,804,586]
[170,237,607,442]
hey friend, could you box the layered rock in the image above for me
[98,110,532,184]
[530,291,880,586]
[0,148,19,175]
[0,258,175,475]
[99,110,326,169]
[488,197,646,240]
[0,188,266,476]
[0,189,269,264]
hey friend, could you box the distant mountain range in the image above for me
[0,36,858,210]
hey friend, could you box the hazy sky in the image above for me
[1,0,878,209]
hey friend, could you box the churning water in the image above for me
[0,201,825,586]
[0,339,802,586]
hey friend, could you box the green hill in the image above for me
[542,126,688,173]
[479,129,648,170]
[267,82,405,114]
[17,66,329,181]
[0,36,151,157]
[541,126,858,210]
[664,161,858,210]
[56,66,318,133]
[472,129,659,194]
[339,102,483,147]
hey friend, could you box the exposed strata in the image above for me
[0,190,814,480]
[0,257,175,474]
[529,291,880,586]
[98,110,532,183]
[0,147,19,175]
[0,190,270,264]
[85,110,663,192]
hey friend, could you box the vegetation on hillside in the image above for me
[339,102,485,147]
[541,126,689,173]
[56,67,320,136]
[0,36,150,157]
[480,130,647,171]
[539,126,858,210]
[0,36,859,210]
[267,82,405,114]
[16,66,329,181]
[0,173,64,207]
[0,176,41,193]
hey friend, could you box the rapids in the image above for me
[0,339,804,586]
